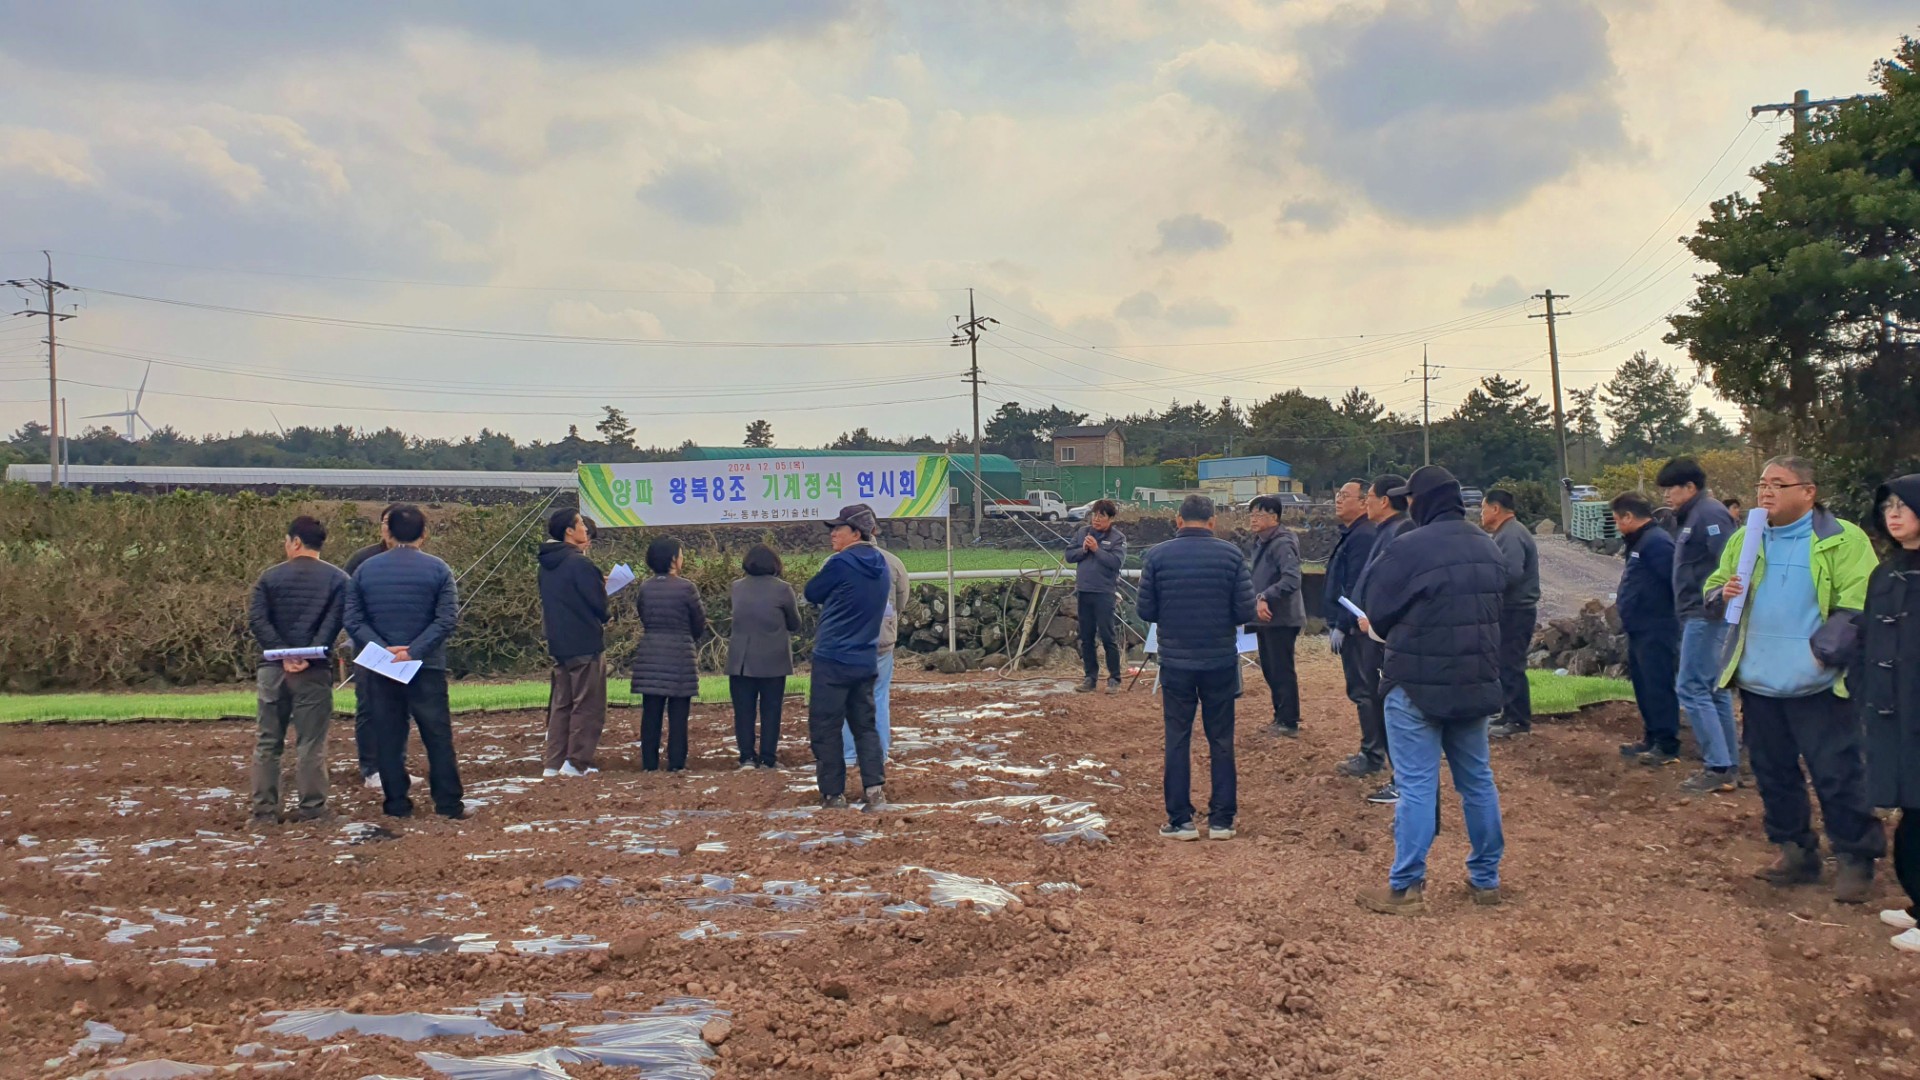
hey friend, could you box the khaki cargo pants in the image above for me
[252,664,334,818]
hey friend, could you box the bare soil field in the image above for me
[1,652,1915,1080]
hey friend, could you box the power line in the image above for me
[80,288,948,349]
[54,251,964,297]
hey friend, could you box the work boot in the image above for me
[1268,722,1300,739]
[1754,842,1822,887]
[1356,884,1428,916]
[1469,885,1503,907]
[1106,677,1122,695]
[1834,856,1876,905]
[1076,677,1097,693]
[1637,747,1681,768]
[861,786,890,814]
[1489,720,1531,739]
[821,794,849,810]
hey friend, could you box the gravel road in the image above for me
[1535,534,1624,622]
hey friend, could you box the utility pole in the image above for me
[1532,289,1572,533]
[7,251,75,488]
[1422,345,1432,465]
[951,288,996,541]
[1750,88,1859,135]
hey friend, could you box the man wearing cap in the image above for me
[803,504,893,811]
[1355,466,1510,915]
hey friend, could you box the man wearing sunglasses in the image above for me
[1706,456,1883,902]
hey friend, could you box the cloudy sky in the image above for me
[1,1,1912,450]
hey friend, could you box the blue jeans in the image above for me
[1676,619,1739,770]
[845,650,894,764]
[1385,687,1504,891]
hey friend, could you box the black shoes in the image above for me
[1637,747,1681,768]
[1268,723,1300,739]
[1619,740,1654,757]
[1337,754,1383,778]
[1489,721,1531,739]
[1755,842,1822,887]
[1365,781,1400,804]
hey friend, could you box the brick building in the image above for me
[1049,424,1126,467]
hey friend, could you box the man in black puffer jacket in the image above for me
[1355,466,1509,915]
[1136,494,1257,842]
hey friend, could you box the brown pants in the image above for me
[544,654,607,771]
[251,664,334,817]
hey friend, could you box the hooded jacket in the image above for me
[537,540,608,663]
[1361,482,1510,721]
[804,542,890,676]
[1860,474,1920,807]
[1704,507,1876,697]
[1672,490,1737,622]
[1615,520,1678,638]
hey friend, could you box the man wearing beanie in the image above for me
[1354,465,1510,915]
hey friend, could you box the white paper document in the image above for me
[261,646,328,661]
[1143,623,1260,655]
[1723,507,1769,627]
[604,563,636,597]
[353,642,422,685]
[1337,596,1366,621]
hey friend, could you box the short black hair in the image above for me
[386,504,426,544]
[1090,499,1119,518]
[1371,475,1409,512]
[547,508,581,542]
[1247,494,1284,516]
[1343,478,1367,493]
[1610,492,1656,520]
[1484,488,1517,512]
[1724,496,1742,509]
[646,536,681,575]
[286,515,327,550]
[1655,457,1707,491]
[1177,494,1216,522]
[582,516,598,541]
[742,543,783,577]
[381,502,404,522]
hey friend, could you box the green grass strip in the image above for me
[1527,669,1634,716]
[0,675,811,724]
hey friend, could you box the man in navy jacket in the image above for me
[804,504,892,811]
[345,503,465,820]
[1356,466,1509,915]
[1609,493,1685,773]
[1136,495,1257,842]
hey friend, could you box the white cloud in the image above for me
[0,126,98,187]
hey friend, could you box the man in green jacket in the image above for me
[1705,456,1884,902]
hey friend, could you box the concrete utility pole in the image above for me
[1421,345,1432,466]
[1751,89,1857,134]
[951,288,996,541]
[7,251,75,488]
[1532,290,1572,533]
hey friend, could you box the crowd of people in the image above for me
[240,456,1920,954]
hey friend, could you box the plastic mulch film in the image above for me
[906,867,1019,913]
[74,1061,216,1079]
[72,1020,128,1054]
[263,1009,514,1041]
[416,1047,581,1080]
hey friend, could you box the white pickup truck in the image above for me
[985,490,1068,521]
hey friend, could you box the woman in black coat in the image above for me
[1861,474,1920,954]
[726,544,800,770]
[630,537,707,771]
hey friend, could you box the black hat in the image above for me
[1388,465,1458,500]
[824,504,878,537]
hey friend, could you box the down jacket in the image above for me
[629,575,707,699]
[1136,527,1256,671]
[249,557,348,657]
[1361,484,1509,722]
[345,546,459,671]
[1860,474,1920,808]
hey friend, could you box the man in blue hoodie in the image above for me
[804,503,892,812]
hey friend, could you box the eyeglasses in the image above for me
[1755,481,1812,493]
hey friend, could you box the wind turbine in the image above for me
[83,362,156,439]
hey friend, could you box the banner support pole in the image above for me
[945,451,958,654]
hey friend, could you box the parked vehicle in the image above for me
[985,490,1068,521]
[1570,484,1601,502]
[1066,501,1095,522]
[1460,487,1485,508]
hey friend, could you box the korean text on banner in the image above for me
[577,456,951,528]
